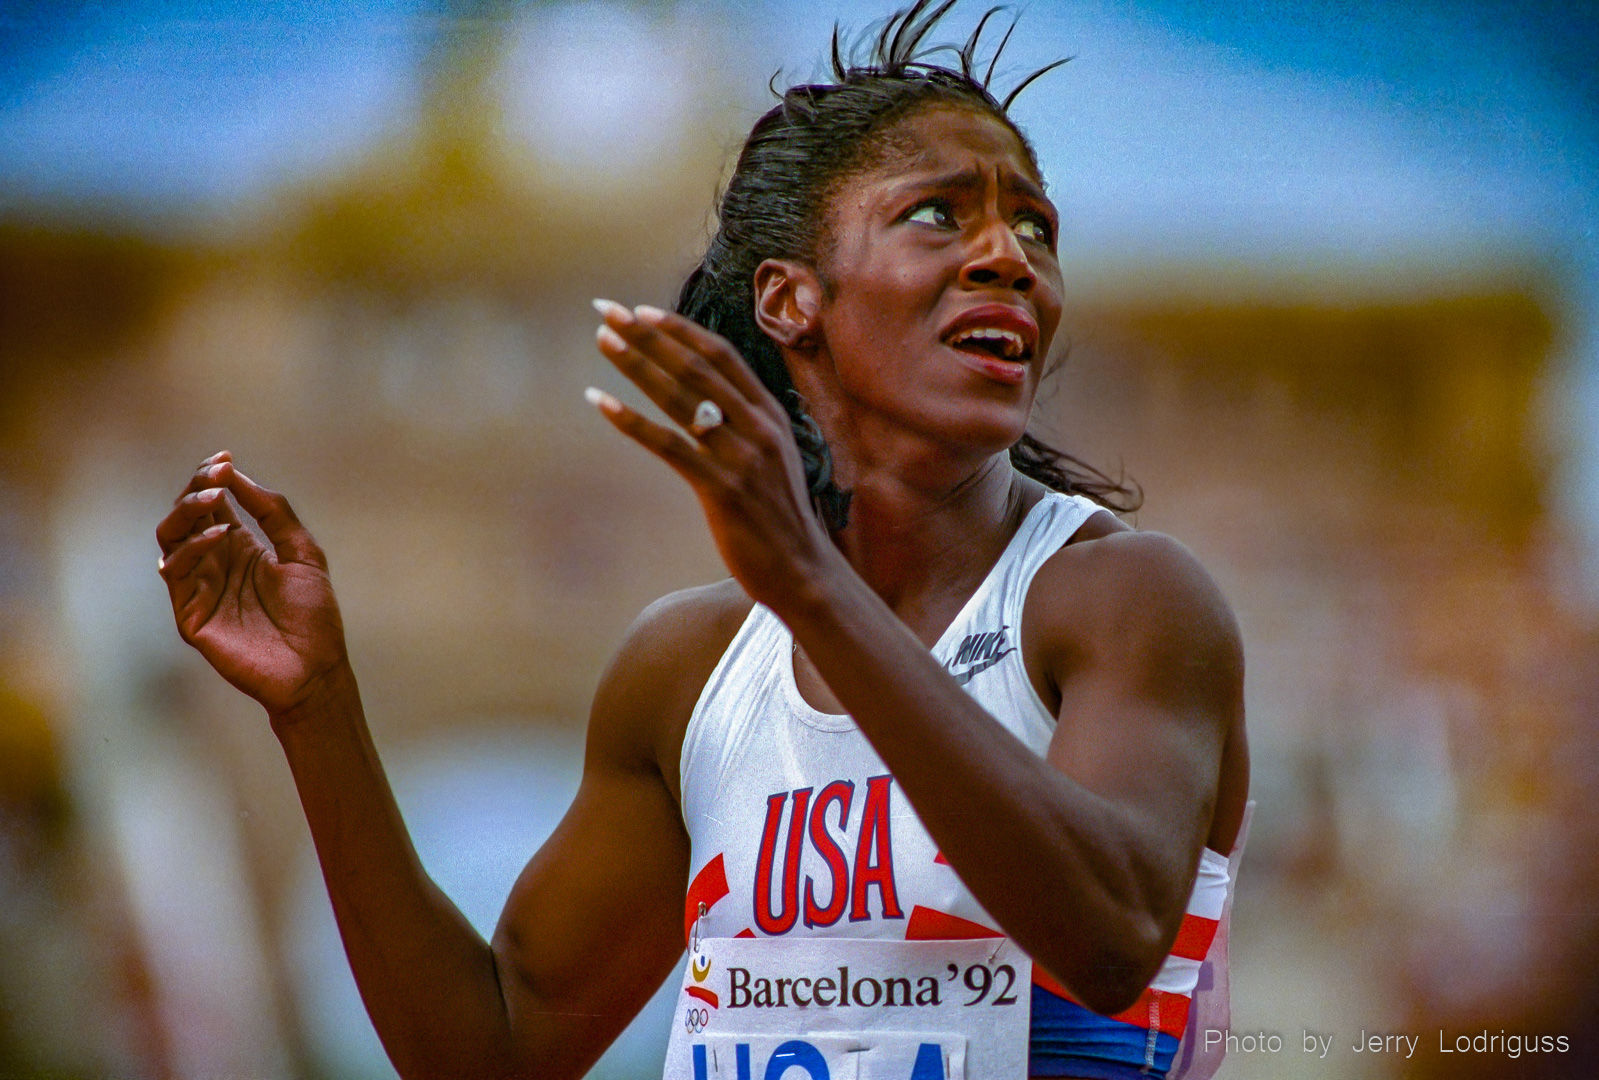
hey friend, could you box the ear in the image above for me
[753,259,823,351]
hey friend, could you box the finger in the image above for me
[157,521,230,582]
[165,455,232,537]
[176,452,234,500]
[595,323,767,445]
[156,486,238,554]
[594,301,762,430]
[595,324,707,427]
[633,305,782,413]
[617,316,755,423]
[222,469,326,569]
[584,387,729,486]
[209,490,244,528]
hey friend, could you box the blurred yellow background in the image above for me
[1,2,1596,1078]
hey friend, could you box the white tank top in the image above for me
[676,491,1229,1066]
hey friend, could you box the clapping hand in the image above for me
[156,451,347,715]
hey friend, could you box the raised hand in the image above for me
[587,301,841,612]
[156,451,347,715]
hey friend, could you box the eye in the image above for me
[905,201,956,228]
[1013,215,1053,245]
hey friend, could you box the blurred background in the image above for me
[1,1,1596,1077]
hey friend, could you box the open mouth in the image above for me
[945,326,1033,363]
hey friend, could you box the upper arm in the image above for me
[488,585,748,1079]
[1026,530,1245,925]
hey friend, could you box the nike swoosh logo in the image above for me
[950,647,1014,685]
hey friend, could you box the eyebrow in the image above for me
[893,167,1054,211]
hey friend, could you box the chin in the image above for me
[927,403,1031,458]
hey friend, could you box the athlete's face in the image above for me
[805,107,1063,456]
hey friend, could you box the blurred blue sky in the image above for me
[3,0,1597,569]
[0,0,431,213]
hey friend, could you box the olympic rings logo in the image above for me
[683,1007,711,1034]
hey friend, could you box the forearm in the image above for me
[781,564,1191,1010]
[270,663,520,1079]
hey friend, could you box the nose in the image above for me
[959,218,1034,293]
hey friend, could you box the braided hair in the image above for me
[676,0,1140,530]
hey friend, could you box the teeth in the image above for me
[950,327,1027,359]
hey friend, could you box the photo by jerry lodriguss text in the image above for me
[1204,1028,1572,1060]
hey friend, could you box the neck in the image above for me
[829,444,1034,626]
[786,348,1042,627]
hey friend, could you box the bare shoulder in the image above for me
[587,578,754,800]
[605,578,754,699]
[1022,518,1244,715]
[1051,524,1238,636]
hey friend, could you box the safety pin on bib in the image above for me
[691,901,707,956]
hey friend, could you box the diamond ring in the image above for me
[690,399,725,436]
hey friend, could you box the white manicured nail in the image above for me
[596,324,628,353]
[634,304,667,324]
[592,298,633,323]
[584,386,621,414]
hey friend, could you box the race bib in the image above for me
[663,936,1031,1079]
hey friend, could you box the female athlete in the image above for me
[155,4,1248,1077]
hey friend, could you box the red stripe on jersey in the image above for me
[1117,988,1190,1037]
[1169,914,1220,961]
[683,854,731,945]
[905,905,1003,941]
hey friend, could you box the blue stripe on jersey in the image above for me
[1029,981,1179,1079]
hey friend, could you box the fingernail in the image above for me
[157,555,167,572]
[634,304,667,324]
[201,523,229,538]
[596,324,628,353]
[199,486,223,500]
[584,386,622,415]
[592,298,634,324]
